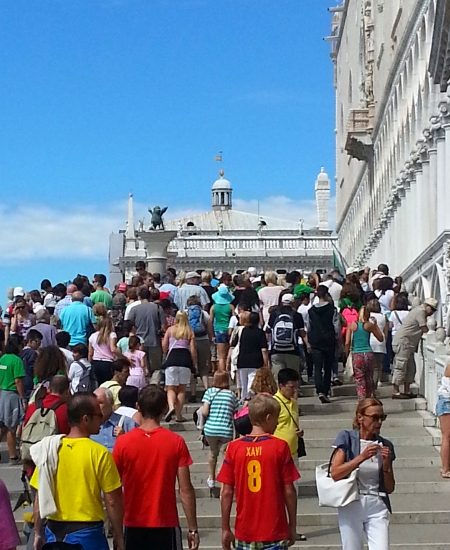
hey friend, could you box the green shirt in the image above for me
[0,354,26,391]
[90,290,113,309]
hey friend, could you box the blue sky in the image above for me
[0,0,335,306]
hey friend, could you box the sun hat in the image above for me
[424,298,438,311]
[212,284,234,305]
[186,271,201,280]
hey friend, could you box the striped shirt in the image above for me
[202,388,239,439]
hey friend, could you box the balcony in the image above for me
[345,108,373,161]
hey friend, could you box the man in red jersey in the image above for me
[112,385,199,550]
[217,393,299,550]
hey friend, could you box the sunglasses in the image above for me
[364,414,387,422]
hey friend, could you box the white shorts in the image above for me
[165,366,191,386]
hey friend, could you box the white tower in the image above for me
[212,170,232,211]
[125,193,135,239]
[315,167,330,231]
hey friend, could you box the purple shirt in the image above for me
[32,322,58,347]
[0,478,21,550]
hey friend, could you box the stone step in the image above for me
[194,524,450,548]
[168,410,437,433]
[173,493,450,527]
[180,396,427,417]
[187,442,441,463]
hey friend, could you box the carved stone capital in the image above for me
[431,115,446,140]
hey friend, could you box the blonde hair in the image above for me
[358,306,369,323]
[265,270,278,285]
[97,315,114,345]
[172,310,194,340]
[177,271,187,286]
[248,394,280,426]
[201,270,212,284]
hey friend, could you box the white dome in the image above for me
[212,170,232,191]
[317,167,329,181]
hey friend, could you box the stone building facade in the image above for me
[109,169,337,285]
[332,0,450,325]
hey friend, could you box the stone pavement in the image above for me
[3,381,450,549]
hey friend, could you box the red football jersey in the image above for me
[217,434,300,543]
[113,426,193,528]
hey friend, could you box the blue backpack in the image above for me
[187,305,207,337]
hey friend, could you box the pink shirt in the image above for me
[125,350,146,376]
[0,479,21,550]
[89,331,117,361]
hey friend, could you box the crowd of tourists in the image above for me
[0,260,446,550]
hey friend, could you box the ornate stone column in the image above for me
[413,144,425,253]
[137,230,178,275]
[425,126,438,245]
[419,138,431,249]
[431,116,446,234]
[441,101,450,235]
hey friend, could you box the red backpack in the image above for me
[341,307,359,337]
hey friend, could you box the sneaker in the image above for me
[319,394,331,404]
[207,477,215,489]
[377,381,382,388]
[164,408,175,422]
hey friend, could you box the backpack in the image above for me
[187,305,207,337]
[272,311,297,352]
[341,307,359,336]
[76,361,98,393]
[21,401,63,462]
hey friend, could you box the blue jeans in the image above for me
[45,522,109,550]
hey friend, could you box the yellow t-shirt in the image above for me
[30,437,121,521]
[273,390,299,458]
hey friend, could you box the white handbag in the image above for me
[316,447,359,508]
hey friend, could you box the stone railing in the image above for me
[167,235,336,255]
[415,331,448,416]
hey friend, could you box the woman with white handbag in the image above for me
[330,398,395,550]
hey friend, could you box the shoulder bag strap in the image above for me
[274,395,299,431]
[205,389,223,418]
[394,310,402,325]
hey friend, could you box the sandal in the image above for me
[176,417,187,423]
[441,471,450,479]
[392,393,410,400]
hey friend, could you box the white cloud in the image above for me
[0,194,335,264]
[233,195,336,230]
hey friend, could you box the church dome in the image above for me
[317,167,329,181]
[212,170,232,190]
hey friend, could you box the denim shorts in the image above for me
[436,395,450,417]
[215,331,230,344]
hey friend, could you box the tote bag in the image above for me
[316,446,359,508]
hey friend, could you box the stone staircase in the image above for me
[3,381,449,549]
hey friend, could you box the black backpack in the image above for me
[75,361,98,393]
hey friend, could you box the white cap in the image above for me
[13,286,25,297]
[247,267,257,276]
[281,293,295,304]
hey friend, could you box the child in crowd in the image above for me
[217,393,299,550]
[117,321,142,353]
[125,336,148,390]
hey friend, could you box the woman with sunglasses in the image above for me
[330,398,395,550]
[10,298,35,339]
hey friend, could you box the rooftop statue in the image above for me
[148,206,168,231]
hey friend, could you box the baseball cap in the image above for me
[281,293,295,304]
[247,267,257,276]
[118,283,127,292]
[13,286,25,297]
